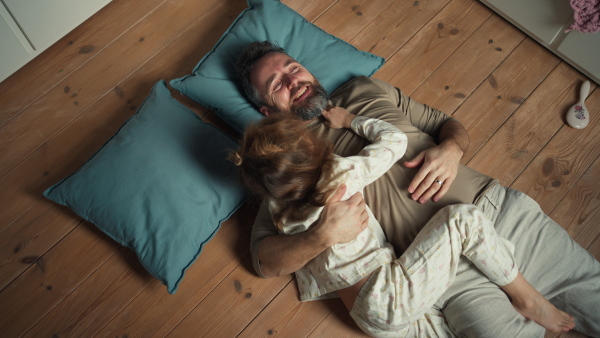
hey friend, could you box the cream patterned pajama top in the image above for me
[268,116,408,301]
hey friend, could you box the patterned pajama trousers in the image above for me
[349,204,518,337]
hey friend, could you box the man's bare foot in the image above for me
[501,273,576,332]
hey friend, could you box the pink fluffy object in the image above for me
[566,0,600,33]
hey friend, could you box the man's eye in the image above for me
[273,82,281,91]
[291,66,299,73]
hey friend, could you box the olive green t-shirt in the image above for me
[250,76,497,277]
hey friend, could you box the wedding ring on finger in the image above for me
[434,179,443,186]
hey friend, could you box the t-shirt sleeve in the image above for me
[371,78,454,140]
[250,199,277,278]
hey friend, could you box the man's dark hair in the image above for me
[235,41,286,108]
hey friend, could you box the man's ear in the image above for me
[259,106,272,116]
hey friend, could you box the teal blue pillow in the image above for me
[44,80,248,294]
[170,0,384,133]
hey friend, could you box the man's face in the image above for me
[250,52,327,120]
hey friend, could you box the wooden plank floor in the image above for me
[0,0,598,337]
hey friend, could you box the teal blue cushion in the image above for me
[44,80,248,294]
[170,0,384,133]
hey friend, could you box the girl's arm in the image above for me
[323,106,408,187]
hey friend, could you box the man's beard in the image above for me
[290,82,328,121]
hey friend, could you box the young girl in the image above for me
[231,107,575,337]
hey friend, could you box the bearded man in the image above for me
[236,41,600,337]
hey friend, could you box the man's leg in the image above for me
[440,185,600,337]
[439,260,544,337]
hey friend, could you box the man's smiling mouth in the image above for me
[293,86,309,102]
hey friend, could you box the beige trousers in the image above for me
[349,204,518,337]
[439,186,600,337]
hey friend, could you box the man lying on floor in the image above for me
[238,41,600,337]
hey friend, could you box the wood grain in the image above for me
[284,0,338,22]
[511,87,599,213]
[22,246,152,338]
[0,0,597,337]
[0,0,167,126]
[92,205,256,337]
[315,0,396,43]
[0,223,120,337]
[309,303,369,337]
[350,0,451,59]
[467,62,587,186]
[165,258,291,337]
[238,281,339,338]
[374,0,491,93]
[549,155,600,249]
[456,38,560,163]
[0,202,79,290]
[411,14,524,115]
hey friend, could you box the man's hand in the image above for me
[312,183,369,246]
[404,141,462,203]
[257,184,368,278]
[404,119,469,203]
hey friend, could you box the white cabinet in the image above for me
[0,0,111,82]
[558,31,600,82]
[0,3,33,82]
[480,0,600,84]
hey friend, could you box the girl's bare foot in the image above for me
[501,273,576,332]
[511,292,576,332]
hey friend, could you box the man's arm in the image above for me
[364,78,469,203]
[254,184,369,278]
[404,118,469,203]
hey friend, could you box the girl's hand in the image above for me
[322,106,355,129]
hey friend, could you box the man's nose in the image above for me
[285,74,299,88]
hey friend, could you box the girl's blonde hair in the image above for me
[230,117,338,230]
